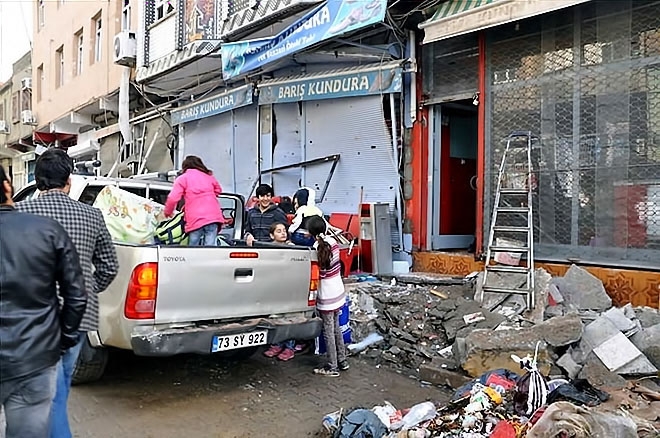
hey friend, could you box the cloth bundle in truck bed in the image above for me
[94,185,166,244]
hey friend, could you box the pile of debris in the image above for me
[347,266,659,390]
[322,364,660,437]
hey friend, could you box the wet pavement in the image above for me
[65,349,451,437]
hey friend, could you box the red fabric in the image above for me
[490,420,516,438]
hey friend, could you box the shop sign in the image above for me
[171,85,254,125]
[258,66,402,104]
[220,0,387,80]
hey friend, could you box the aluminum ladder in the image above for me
[480,131,536,310]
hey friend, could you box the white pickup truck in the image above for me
[14,175,322,383]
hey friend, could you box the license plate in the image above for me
[211,331,267,352]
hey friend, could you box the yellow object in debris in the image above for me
[484,387,503,404]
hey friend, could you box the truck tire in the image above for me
[72,339,109,385]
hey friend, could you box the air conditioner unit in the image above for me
[21,110,37,126]
[21,77,32,90]
[0,120,9,134]
[113,31,137,66]
[67,139,100,159]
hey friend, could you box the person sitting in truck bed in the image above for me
[289,187,323,246]
[244,184,288,246]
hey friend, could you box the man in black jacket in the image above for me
[0,165,87,438]
[244,184,288,245]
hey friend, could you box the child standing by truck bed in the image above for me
[307,216,349,377]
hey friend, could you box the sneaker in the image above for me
[314,364,340,377]
[338,360,350,371]
[295,342,310,354]
[263,345,283,358]
[277,348,295,361]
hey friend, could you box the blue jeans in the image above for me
[49,334,85,438]
[277,340,296,350]
[188,223,219,246]
[291,230,315,246]
[1,365,57,438]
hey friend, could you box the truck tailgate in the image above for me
[154,246,314,324]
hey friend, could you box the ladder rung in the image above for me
[493,226,530,233]
[482,286,531,296]
[485,265,529,274]
[500,188,528,194]
[495,207,529,213]
[490,246,529,253]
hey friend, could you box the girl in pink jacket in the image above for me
[164,156,224,246]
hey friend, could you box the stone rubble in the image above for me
[347,264,659,392]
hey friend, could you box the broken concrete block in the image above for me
[557,352,582,379]
[458,314,582,377]
[614,354,658,375]
[592,332,645,372]
[634,306,660,329]
[419,363,471,389]
[559,265,612,312]
[602,307,637,336]
[578,353,627,390]
[460,329,552,377]
[542,314,583,347]
[630,324,660,368]
[576,317,622,363]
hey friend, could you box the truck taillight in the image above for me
[308,261,319,307]
[124,262,158,319]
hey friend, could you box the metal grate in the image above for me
[423,33,479,103]
[485,0,660,268]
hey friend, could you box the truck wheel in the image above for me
[72,339,109,385]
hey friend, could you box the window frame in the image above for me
[56,45,65,88]
[36,64,44,102]
[75,30,84,75]
[11,92,20,122]
[94,14,103,63]
[154,0,175,23]
[38,0,45,29]
[121,0,131,31]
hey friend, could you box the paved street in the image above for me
[66,349,450,437]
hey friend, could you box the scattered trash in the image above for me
[462,312,486,325]
[348,333,384,354]
[329,266,660,437]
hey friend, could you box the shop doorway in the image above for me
[430,100,478,250]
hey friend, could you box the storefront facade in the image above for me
[411,0,660,306]
[174,84,258,197]
[256,61,404,213]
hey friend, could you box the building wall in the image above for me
[418,1,660,271]
[32,0,139,127]
[6,52,34,147]
[0,83,12,152]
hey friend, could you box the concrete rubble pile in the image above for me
[337,266,660,437]
[348,266,659,387]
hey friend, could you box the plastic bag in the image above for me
[371,402,398,429]
[93,185,165,244]
[512,342,549,417]
[391,402,437,431]
[547,379,610,407]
